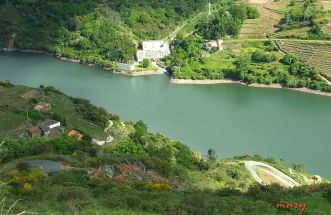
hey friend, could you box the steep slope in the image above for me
[0,0,208,65]
[0,82,330,215]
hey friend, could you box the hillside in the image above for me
[2,1,331,214]
[0,0,207,66]
[1,82,331,214]
[2,0,331,80]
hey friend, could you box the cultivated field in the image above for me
[239,0,286,39]
[271,27,310,39]
[318,0,331,10]
[277,40,331,77]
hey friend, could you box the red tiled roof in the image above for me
[67,130,83,140]
[28,126,42,134]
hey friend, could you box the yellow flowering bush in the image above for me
[22,183,32,191]
[4,168,48,191]
[150,183,171,191]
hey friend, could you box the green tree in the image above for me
[113,140,146,155]
[142,59,150,68]
[234,52,251,80]
[206,148,217,161]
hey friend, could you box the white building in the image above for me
[206,40,224,50]
[117,62,136,71]
[136,40,171,62]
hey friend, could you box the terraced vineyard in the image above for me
[271,27,310,39]
[239,0,285,39]
[322,24,331,36]
[277,40,331,77]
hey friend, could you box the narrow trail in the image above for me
[163,11,204,41]
[92,120,114,146]
[319,75,331,85]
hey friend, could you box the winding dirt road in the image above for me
[92,120,114,146]
[245,161,300,188]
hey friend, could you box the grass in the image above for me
[0,84,107,139]
[198,55,236,71]
[44,92,107,138]
[0,109,27,136]
[135,64,159,72]
[271,27,311,39]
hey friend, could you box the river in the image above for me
[1,52,331,178]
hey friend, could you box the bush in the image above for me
[22,183,32,191]
[251,50,277,63]
[16,162,31,172]
[0,81,14,88]
[58,186,90,201]
[196,3,259,39]
[173,142,197,168]
[113,140,146,155]
[142,59,150,68]
[323,187,331,203]
[71,97,109,127]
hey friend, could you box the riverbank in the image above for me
[248,83,331,98]
[115,69,166,76]
[2,49,168,77]
[3,49,331,97]
[170,78,331,98]
[170,79,241,84]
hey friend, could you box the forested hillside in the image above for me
[0,0,207,65]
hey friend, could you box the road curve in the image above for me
[92,120,114,146]
[245,161,300,188]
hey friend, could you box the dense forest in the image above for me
[0,0,208,65]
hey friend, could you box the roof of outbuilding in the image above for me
[28,126,42,134]
[38,120,60,132]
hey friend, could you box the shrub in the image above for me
[22,183,32,191]
[16,162,31,172]
[323,187,331,203]
[142,59,150,68]
[0,81,14,88]
[252,50,277,63]
[71,97,109,127]
[58,186,90,201]
[150,183,171,191]
[113,140,146,155]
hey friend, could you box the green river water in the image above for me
[0,52,331,178]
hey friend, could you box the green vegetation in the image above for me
[167,36,331,92]
[0,0,208,67]
[276,40,331,78]
[196,1,259,40]
[135,59,159,71]
[279,0,331,39]
[108,0,208,39]
[0,84,330,215]
[0,83,116,138]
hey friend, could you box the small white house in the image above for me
[206,40,224,50]
[136,40,171,62]
[117,62,136,71]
